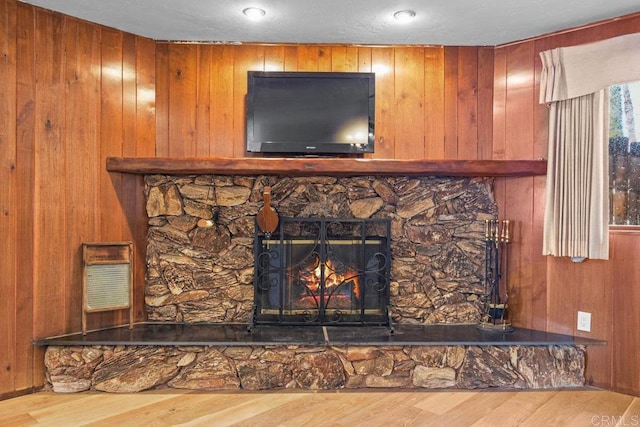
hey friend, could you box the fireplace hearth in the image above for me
[36,173,595,394]
[252,218,391,328]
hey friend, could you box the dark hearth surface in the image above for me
[35,323,605,347]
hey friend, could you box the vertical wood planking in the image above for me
[501,42,536,327]
[443,47,458,159]
[133,36,156,321]
[296,46,321,71]
[330,46,347,71]
[357,47,371,73]
[317,46,332,71]
[531,37,552,333]
[503,177,535,328]
[158,44,498,163]
[97,28,125,329]
[394,47,425,159]
[492,49,507,160]
[545,258,577,335]
[357,47,373,158]
[14,1,36,392]
[331,46,358,72]
[0,0,17,395]
[574,258,612,388]
[210,45,234,157]
[120,33,139,326]
[168,44,197,158]
[371,47,394,159]
[63,18,99,332]
[33,9,66,338]
[491,49,507,295]
[154,43,169,157]
[611,232,640,395]
[134,36,157,296]
[196,45,211,157]
[233,45,264,157]
[477,47,494,160]
[264,45,285,71]
[99,30,124,240]
[456,47,479,160]
[122,33,138,161]
[529,185,548,331]
[424,47,445,159]
[136,37,157,159]
[504,42,534,160]
[283,46,298,71]
[248,45,285,159]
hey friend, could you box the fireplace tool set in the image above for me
[478,219,513,332]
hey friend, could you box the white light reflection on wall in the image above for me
[372,64,390,76]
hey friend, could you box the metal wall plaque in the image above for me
[82,242,134,334]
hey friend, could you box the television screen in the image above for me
[246,71,375,155]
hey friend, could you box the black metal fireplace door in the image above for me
[252,217,391,328]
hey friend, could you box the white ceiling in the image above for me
[18,0,640,46]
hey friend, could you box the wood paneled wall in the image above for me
[155,43,495,160]
[492,13,640,394]
[2,0,639,398]
[0,0,155,397]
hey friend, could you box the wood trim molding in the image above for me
[106,157,547,177]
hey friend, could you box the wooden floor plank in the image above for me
[518,389,636,427]
[29,391,180,426]
[0,392,80,419]
[620,398,640,426]
[0,413,38,427]
[0,389,637,427]
[242,391,365,426]
[177,392,308,426]
[471,390,558,426]
[332,392,422,426]
[412,389,477,414]
[428,391,520,425]
[87,391,249,426]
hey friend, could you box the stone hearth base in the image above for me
[44,343,585,393]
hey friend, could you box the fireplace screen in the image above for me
[252,218,391,327]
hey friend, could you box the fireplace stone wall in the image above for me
[144,174,497,325]
[44,344,585,393]
[41,174,592,394]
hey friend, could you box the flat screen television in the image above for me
[246,71,375,155]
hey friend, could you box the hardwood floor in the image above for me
[0,388,638,426]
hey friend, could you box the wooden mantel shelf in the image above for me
[106,157,547,177]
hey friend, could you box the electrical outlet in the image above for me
[577,311,591,332]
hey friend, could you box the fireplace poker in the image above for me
[500,220,510,321]
[493,220,501,311]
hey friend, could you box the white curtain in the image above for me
[543,91,609,259]
[539,32,640,260]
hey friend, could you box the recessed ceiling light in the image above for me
[393,10,416,22]
[243,7,266,20]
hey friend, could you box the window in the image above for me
[609,81,640,225]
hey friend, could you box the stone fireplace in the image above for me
[40,170,591,393]
[144,174,497,326]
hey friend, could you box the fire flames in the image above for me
[298,257,360,307]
